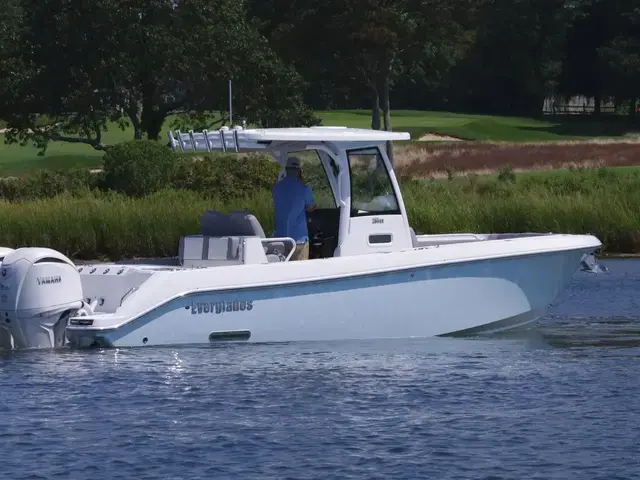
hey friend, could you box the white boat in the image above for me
[0,126,603,350]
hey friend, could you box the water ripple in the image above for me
[1,259,640,479]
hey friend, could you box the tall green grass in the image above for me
[402,166,640,254]
[1,167,639,259]
[0,189,276,260]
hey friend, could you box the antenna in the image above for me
[228,79,233,127]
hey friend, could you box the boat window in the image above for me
[286,149,337,209]
[347,147,400,216]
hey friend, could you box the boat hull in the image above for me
[66,247,587,348]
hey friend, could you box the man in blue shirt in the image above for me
[272,156,316,260]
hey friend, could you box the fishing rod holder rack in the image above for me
[168,127,245,153]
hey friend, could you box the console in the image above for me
[307,208,340,259]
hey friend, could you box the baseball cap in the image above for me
[286,156,301,169]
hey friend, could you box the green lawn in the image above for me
[321,109,640,142]
[1,109,639,176]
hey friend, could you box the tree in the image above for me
[0,0,318,154]
[449,0,572,116]
[248,0,464,163]
[558,0,611,115]
[596,1,640,118]
[337,0,466,162]
[0,0,21,56]
[247,0,366,110]
[0,0,24,128]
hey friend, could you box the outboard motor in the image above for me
[0,247,15,262]
[0,247,84,349]
[0,248,16,349]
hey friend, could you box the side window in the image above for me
[287,150,337,208]
[347,147,400,216]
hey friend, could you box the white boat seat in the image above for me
[200,210,287,259]
[179,235,242,267]
[179,234,286,265]
[201,210,266,237]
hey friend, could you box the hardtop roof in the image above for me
[168,126,411,153]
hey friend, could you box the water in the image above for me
[2,259,640,479]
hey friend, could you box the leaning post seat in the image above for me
[177,210,292,266]
[200,210,266,237]
[201,210,288,257]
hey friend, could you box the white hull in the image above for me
[62,236,595,349]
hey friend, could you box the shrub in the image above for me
[0,151,282,203]
[102,140,176,197]
[170,153,280,200]
[497,164,516,183]
[0,169,100,201]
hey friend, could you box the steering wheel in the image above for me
[307,211,325,240]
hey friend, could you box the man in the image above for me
[272,156,316,260]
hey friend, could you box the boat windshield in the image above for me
[347,147,400,216]
[284,149,337,209]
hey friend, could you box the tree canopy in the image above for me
[0,0,318,153]
[0,0,638,152]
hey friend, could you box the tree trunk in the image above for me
[593,93,601,117]
[371,87,381,130]
[140,95,166,140]
[127,110,143,140]
[140,81,167,140]
[142,109,166,140]
[378,73,393,166]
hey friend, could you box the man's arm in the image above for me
[305,185,316,212]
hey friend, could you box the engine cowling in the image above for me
[0,248,15,349]
[0,247,84,349]
[0,247,15,262]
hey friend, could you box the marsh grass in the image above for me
[1,167,638,259]
[0,189,275,260]
[401,166,640,253]
[393,139,640,178]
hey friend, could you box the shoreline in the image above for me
[599,253,640,259]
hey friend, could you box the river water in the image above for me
[1,258,640,479]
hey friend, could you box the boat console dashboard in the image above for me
[307,208,340,259]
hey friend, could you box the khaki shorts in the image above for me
[290,242,309,261]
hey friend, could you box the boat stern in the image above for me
[65,314,126,349]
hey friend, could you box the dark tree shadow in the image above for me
[518,116,640,138]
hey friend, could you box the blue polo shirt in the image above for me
[272,176,315,243]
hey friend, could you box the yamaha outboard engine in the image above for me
[0,247,15,349]
[0,248,15,261]
[0,247,84,349]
